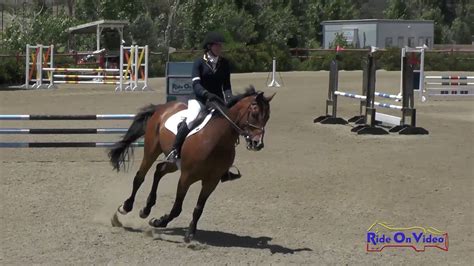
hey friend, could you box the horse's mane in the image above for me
[226,86,257,108]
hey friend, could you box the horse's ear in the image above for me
[265,92,276,102]
[256,91,265,103]
[246,85,256,94]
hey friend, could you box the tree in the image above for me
[164,0,180,49]
[75,0,100,21]
[305,0,360,47]
[256,1,298,47]
[129,14,159,48]
[384,0,409,19]
[450,18,471,44]
[66,0,75,16]
[329,32,353,48]
[4,5,77,51]
[75,0,145,22]
[175,0,257,49]
[382,0,474,44]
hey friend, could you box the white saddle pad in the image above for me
[164,109,215,137]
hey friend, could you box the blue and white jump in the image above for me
[334,91,403,110]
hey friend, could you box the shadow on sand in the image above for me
[150,227,313,254]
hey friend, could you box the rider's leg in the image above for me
[185,99,203,127]
[166,99,202,161]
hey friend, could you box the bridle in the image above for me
[208,99,265,141]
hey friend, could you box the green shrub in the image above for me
[0,57,23,85]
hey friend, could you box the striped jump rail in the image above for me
[437,91,471,95]
[375,92,402,100]
[0,141,144,148]
[0,128,128,134]
[0,114,135,120]
[373,102,403,110]
[43,67,126,72]
[426,82,474,86]
[52,80,121,85]
[334,91,403,110]
[427,89,472,95]
[337,90,402,100]
[30,79,51,82]
[53,74,121,79]
[425,76,474,80]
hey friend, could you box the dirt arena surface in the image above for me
[1,71,473,265]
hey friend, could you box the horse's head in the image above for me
[233,88,275,151]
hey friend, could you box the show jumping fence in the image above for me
[25,44,149,91]
[424,75,474,99]
[314,50,429,135]
[0,114,142,148]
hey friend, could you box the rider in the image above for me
[166,32,239,181]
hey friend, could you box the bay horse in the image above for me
[109,87,274,242]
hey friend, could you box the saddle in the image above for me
[164,106,213,137]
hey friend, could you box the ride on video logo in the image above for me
[366,221,448,252]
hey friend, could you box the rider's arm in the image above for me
[192,59,209,99]
[223,60,232,102]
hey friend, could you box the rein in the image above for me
[208,101,248,137]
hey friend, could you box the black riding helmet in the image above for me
[202,31,225,49]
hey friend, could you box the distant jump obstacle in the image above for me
[0,114,143,148]
[397,46,473,101]
[25,44,149,91]
[424,75,474,99]
[314,50,428,135]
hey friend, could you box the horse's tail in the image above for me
[109,104,158,172]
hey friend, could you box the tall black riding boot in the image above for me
[166,122,191,162]
[220,166,242,182]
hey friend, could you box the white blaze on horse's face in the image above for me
[246,123,265,151]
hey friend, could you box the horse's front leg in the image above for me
[184,178,219,243]
[149,175,192,228]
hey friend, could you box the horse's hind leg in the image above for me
[112,154,159,227]
[139,161,178,219]
[149,174,192,228]
[116,152,158,215]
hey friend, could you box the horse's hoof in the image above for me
[111,212,123,227]
[139,208,150,219]
[117,205,129,215]
[149,217,168,228]
[184,232,194,243]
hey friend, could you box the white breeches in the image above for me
[184,99,204,127]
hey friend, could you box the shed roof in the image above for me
[67,20,129,34]
[322,19,434,25]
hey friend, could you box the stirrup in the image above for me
[165,149,179,162]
